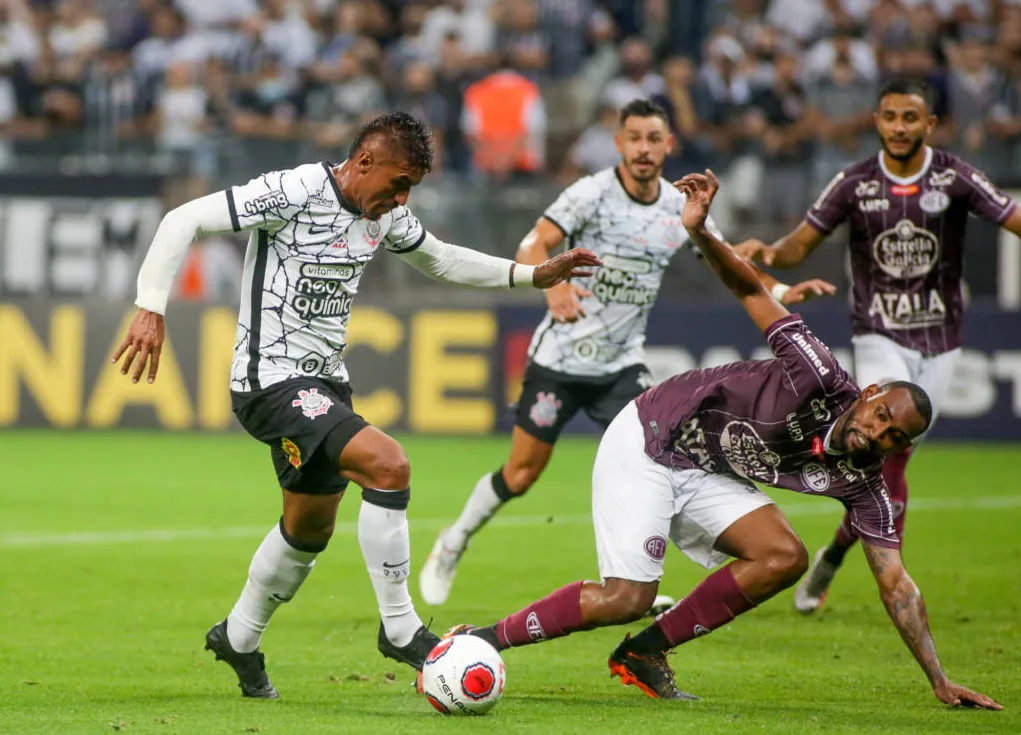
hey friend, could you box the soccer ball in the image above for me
[420,634,506,715]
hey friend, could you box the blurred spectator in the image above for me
[49,0,107,82]
[803,23,878,84]
[232,53,303,140]
[434,32,472,172]
[461,52,546,181]
[421,0,494,66]
[133,5,206,92]
[384,2,431,75]
[602,37,665,110]
[254,0,317,71]
[392,60,448,170]
[746,48,812,225]
[494,0,548,83]
[559,101,619,181]
[949,25,998,164]
[154,60,214,189]
[81,42,149,156]
[305,47,385,158]
[764,0,833,44]
[653,55,707,178]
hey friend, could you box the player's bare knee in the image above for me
[601,580,656,624]
[764,540,809,588]
[368,441,411,490]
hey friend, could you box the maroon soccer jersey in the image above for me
[635,314,900,548]
[806,148,1016,354]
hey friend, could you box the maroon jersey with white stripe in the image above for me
[806,148,1016,355]
[635,315,899,548]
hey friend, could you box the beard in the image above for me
[880,134,925,162]
[627,159,662,182]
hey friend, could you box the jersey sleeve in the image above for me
[542,175,601,238]
[226,167,312,233]
[765,314,849,395]
[844,476,901,549]
[805,169,854,235]
[383,206,427,253]
[954,159,1017,224]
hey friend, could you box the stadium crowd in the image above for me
[3,0,1021,222]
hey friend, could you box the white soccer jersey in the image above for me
[227,162,425,392]
[528,167,721,376]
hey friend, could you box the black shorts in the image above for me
[514,362,653,444]
[231,377,369,495]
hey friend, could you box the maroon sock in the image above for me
[654,566,755,648]
[882,448,912,537]
[495,580,585,648]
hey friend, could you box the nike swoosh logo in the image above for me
[308,224,335,235]
[382,558,410,569]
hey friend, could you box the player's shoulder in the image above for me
[568,168,616,196]
[839,153,883,182]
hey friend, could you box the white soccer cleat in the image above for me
[794,547,838,615]
[646,594,676,618]
[419,528,464,606]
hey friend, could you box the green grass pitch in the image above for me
[1,432,1019,734]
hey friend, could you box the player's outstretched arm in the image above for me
[396,232,601,290]
[862,542,1002,710]
[732,221,825,268]
[675,171,789,333]
[112,192,236,383]
[518,218,592,323]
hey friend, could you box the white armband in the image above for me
[770,283,791,302]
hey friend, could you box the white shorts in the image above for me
[592,402,775,582]
[852,334,960,427]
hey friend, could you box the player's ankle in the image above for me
[822,543,847,567]
[625,623,670,656]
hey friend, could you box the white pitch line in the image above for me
[2,495,1020,549]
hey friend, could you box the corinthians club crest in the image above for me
[292,387,333,419]
[529,391,562,428]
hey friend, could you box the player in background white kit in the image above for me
[420,99,837,607]
[736,78,1021,614]
[110,112,600,699]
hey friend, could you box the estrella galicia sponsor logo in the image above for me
[969,171,1009,207]
[919,190,950,214]
[868,289,947,330]
[643,535,668,561]
[791,331,831,377]
[801,462,831,492]
[592,253,658,305]
[810,398,830,422]
[719,421,779,484]
[294,263,356,319]
[243,189,288,216]
[872,220,940,279]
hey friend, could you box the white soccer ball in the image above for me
[420,634,506,715]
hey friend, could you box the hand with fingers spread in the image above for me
[934,679,1003,710]
[533,248,601,289]
[547,282,593,324]
[111,308,165,384]
[781,278,838,305]
[673,170,720,232]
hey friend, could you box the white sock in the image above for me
[446,472,507,552]
[358,493,422,647]
[226,523,318,653]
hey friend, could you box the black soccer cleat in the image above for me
[377,622,441,671]
[204,620,279,699]
[607,634,700,701]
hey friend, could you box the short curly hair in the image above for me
[349,111,434,174]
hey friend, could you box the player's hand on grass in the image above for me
[546,282,592,323]
[111,308,165,384]
[933,679,1003,710]
[533,248,601,289]
[781,279,838,305]
[732,239,774,265]
[674,170,720,231]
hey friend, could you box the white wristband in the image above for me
[511,263,536,288]
[770,283,791,302]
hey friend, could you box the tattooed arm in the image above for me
[862,542,1002,710]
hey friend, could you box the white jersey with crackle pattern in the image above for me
[528,167,722,377]
[228,161,424,392]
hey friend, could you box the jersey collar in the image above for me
[877,145,932,186]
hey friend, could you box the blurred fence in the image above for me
[1,171,1019,306]
[3,299,1020,438]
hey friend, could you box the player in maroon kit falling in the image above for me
[735,77,1021,614]
[446,171,1001,710]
